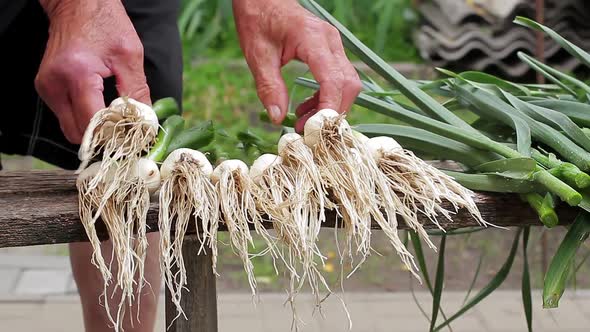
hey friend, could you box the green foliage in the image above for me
[430,235,447,332]
[313,0,420,61]
[178,0,420,62]
[293,1,590,328]
[433,229,522,331]
[179,0,242,59]
[522,227,533,332]
[543,212,590,308]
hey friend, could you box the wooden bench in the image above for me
[0,170,577,331]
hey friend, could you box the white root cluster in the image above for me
[158,149,218,323]
[78,97,158,196]
[366,136,487,230]
[212,160,276,296]
[303,109,417,277]
[77,160,156,331]
[250,151,333,330]
[278,134,333,304]
[74,100,486,332]
[76,97,160,332]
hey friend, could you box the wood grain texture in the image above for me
[165,235,217,332]
[0,170,579,248]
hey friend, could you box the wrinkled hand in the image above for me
[233,0,361,133]
[35,0,151,144]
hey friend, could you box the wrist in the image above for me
[39,0,102,22]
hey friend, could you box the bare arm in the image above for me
[36,0,150,143]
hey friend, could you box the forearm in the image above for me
[233,0,298,5]
[232,0,299,15]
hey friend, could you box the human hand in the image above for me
[35,0,151,144]
[232,0,361,133]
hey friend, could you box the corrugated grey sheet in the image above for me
[415,0,590,79]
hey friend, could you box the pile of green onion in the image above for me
[297,0,590,329]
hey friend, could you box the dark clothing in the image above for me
[0,0,183,170]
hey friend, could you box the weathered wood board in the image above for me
[0,170,578,248]
[0,169,580,332]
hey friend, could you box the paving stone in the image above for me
[0,318,44,331]
[0,268,20,294]
[0,254,71,269]
[0,302,45,319]
[45,294,80,303]
[0,294,46,302]
[219,317,266,331]
[2,291,590,331]
[532,300,590,330]
[39,302,85,332]
[64,276,78,295]
[14,269,70,295]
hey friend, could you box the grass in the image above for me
[179,0,421,63]
[0,155,57,171]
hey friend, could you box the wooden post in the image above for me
[165,235,218,332]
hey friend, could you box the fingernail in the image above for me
[267,105,281,123]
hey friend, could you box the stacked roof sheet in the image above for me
[415,0,590,79]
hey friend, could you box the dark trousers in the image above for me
[0,0,183,170]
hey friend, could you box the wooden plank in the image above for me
[165,235,218,332]
[0,170,77,195]
[0,170,579,248]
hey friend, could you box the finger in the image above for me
[326,31,362,114]
[332,56,361,114]
[295,91,319,117]
[70,73,106,136]
[248,49,289,124]
[35,72,81,144]
[339,64,362,114]
[110,41,152,105]
[47,96,80,144]
[58,116,80,144]
[297,38,345,113]
[295,109,317,134]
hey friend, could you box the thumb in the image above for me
[250,57,289,125]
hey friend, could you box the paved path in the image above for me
[2,253,590,331]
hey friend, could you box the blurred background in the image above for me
[3,0,590,331]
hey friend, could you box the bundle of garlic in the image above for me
[363,135,486,229]
[277,133,333,301]
[73,96,486,331]
[76,157,160,330]
[211,159,276,296]
[158,148,219,322]
[76,97,162,331]
[249,152,333,329]
[302,109,418,277]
